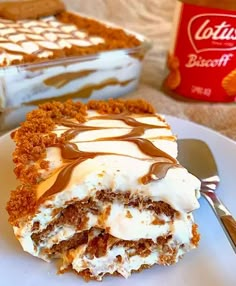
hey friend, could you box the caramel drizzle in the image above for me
[40,114,179,201]
[141,162,180,185]
[60,114,168,141]
[24,78,135,106]
[44,70,96,88]
[43,66,127,89]
[43,159,84,199]
[89,113,168,129]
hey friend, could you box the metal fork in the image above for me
[177,138,236,253]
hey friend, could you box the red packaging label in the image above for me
[165,2,236,102]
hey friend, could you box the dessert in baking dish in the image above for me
[0,8,140,66]
[0,1,148,131]
[7,99,201,281]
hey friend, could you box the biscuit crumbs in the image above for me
[7,185,37,224]
[191,224,200,247]
[57,11,140,50]
[87,98,155,114]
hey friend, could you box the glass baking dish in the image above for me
[0,12,151,131]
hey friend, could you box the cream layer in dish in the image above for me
[0,52,141,130]
[7,99,201,281]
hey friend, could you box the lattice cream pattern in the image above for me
[0,16,104,61]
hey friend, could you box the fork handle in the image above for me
[221,216,236,247]
[202,190,236,253]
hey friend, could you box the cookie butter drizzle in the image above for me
[40,113,179,201]
[25,78,136,105]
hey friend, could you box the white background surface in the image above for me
[0,116,235,286]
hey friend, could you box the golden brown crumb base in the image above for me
[6,11,141,67]
[64,224,199,281]
[34,224,199,281]
[58,229,176,281]
[59,225,200,281]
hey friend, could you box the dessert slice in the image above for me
[7,99,201,281]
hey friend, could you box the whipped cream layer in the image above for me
[13,111,200,265]
[2,53,140,109]
[0,15,104,66]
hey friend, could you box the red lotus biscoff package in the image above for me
[164,0,236,102]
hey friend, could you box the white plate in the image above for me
[0,116,235,286]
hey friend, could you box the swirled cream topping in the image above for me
[35,111,200,213]
[0,15,104,65]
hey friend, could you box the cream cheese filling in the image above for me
[14,202,194,261]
